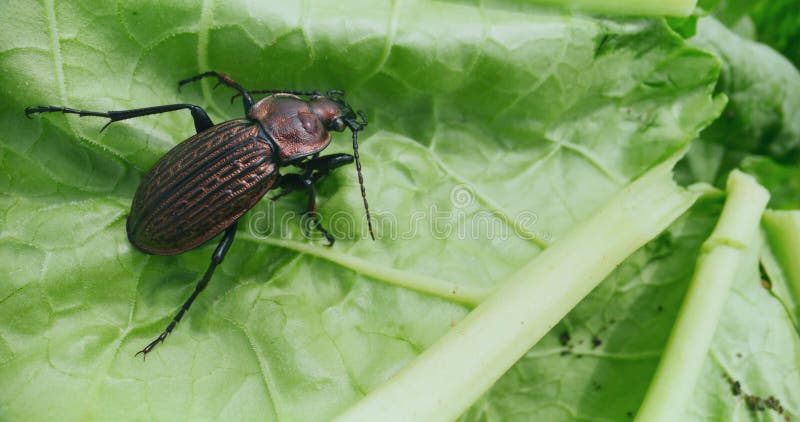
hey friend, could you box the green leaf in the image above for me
[691,16,800,164]
[740,156,800,210]
[517,0,698,17]
[748,1,800,69]
[5,1,796,421]
[710,0,800,68]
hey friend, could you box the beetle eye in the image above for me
[330,117,345,132]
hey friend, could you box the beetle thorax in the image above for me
[248,94,332,162]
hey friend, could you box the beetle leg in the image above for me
[238,88,323,98]
[135,221,238,358]
[271,153,350,200]
[178,71,254,115]
[25,103,214,133]
[301,154,358,244]
[272,154,356,244]
[229,89,327,105]
[247,89,323,96]
[298,153,355,179]
[270,173,304,201]
[302,180,335,246]
[272,173,335,246]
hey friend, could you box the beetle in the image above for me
[25,71,374,357]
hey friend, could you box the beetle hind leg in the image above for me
[135,221,238,358]
[25,103,214,133]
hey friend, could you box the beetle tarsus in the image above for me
[135,332,168,360]
[310,215,335,246]
[25,105,108,119]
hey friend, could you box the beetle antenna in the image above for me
[349,120,374,240]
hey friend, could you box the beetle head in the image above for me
[308,92,365,133]
[309,93,374,240]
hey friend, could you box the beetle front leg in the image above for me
[135,221,238,358]
[273,174,335,246]
[298,153,355,180]
[303,181,335,246]
[271,154,353,200]
[25,103,214,133]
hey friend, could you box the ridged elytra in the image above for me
[25,71,374,357]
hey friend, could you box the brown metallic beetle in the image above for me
[25,72,374,357]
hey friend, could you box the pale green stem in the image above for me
[635,170,770,422]
[335,152,699,422]
[526,0,697,17]
[762,210,800,308]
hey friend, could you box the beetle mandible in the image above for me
[25,71,375,357]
